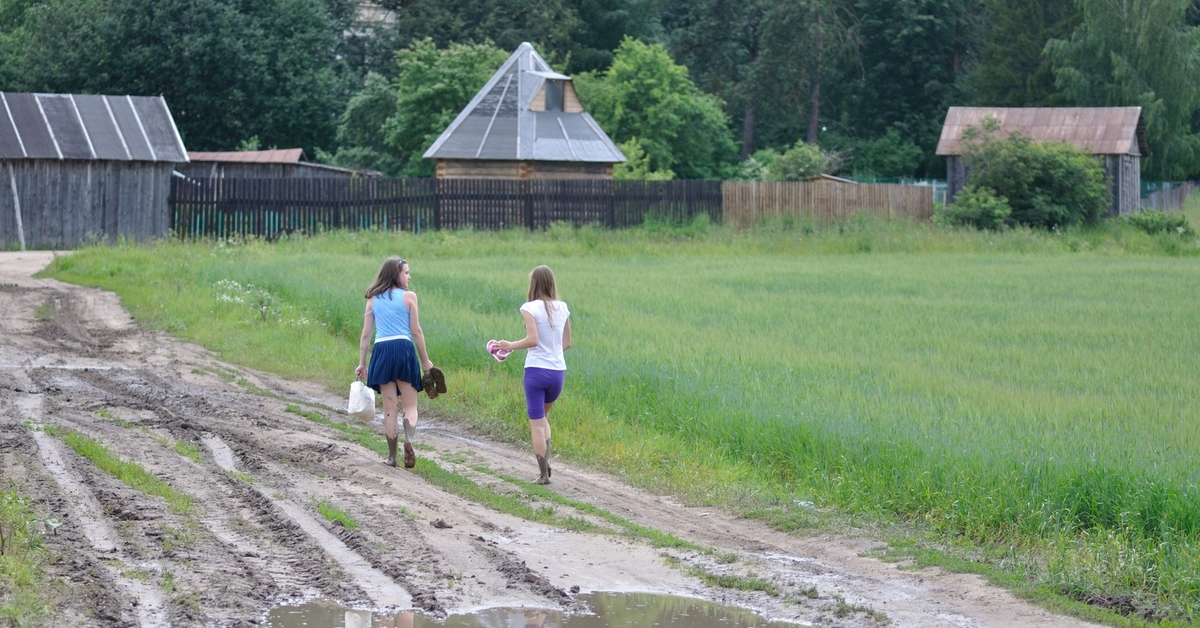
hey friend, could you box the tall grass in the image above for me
[42,216,1200,618]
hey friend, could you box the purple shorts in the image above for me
[524,367,565,419]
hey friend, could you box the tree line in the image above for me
[2,0,1198,180]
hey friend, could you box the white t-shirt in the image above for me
[520,300,569,370]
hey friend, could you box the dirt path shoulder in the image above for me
[0,251,1102,627]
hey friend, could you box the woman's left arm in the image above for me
[406,291,434,372]
[562,318,571,351]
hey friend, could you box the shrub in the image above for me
[960,118,1109,229]
[939,185,1012,229]
[770,140,842,181]
[1125,210,1192,236]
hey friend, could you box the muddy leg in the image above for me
[381,382,400,467]
[398,380,419,469]
[530,418,550,484]
[385,436,398,467]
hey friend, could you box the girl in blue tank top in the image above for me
[356,257,437,468]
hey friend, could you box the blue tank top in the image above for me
[372,289,411,341]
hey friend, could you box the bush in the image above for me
[1125,210,1192,236]
[939,185,1012,229]
[960,118,1109,229]
[770,140,842,181]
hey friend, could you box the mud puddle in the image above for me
[268,592,804,627]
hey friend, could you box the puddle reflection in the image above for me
[267,592,801,627]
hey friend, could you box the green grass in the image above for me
[41,216,1200,621]
[172,441,203,464]
[315,499,359,530]
[50,427,197,515]
[0,489,51,624]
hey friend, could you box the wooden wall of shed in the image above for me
[0,160,173,249]
[175,162,355,179]
[1103,154,1140,216]
[945,156,967,204]
[437,160,612,180]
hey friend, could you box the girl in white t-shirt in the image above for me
[496,265,571,484]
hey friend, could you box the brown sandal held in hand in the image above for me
[421,371,438,399]
[429,366,447,394]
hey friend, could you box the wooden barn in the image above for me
[0,92,188,249]
[178,149,378,180]
[937,107,1149,216]
[422,42,625,179]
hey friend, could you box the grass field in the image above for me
[42,210,1200,621]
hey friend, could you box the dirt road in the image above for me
[0,251,1102,627]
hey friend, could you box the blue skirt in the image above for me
[366,338,424,393]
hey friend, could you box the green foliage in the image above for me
[613,137,675,180]
[961,120,1109,228]
[846,126,925,178]
[968,0,1078,107]
[937,184,1012,229]
[825,0,979,178]
[1125,210,1193,236]
[574,37,737,179]
[0,0,341,154]
[735,149,778,181]
[318,72,406,175]
[1046,0,1200,179]
[769,140,841,180]
[390,0,578,66]
[383,39,510,177]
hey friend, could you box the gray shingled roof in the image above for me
[0,92,188,162]
[937,107,1148,157]
[423,43,626,163]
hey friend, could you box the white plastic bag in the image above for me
[347,381,375,421]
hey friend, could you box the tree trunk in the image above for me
[741,102,758,159]
[806,26,824,144]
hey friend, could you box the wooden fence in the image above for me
[170,178,723,239]
[1141,182,1195,212]
[722,180,934,228]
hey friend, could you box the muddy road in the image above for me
[0,251,1101,627]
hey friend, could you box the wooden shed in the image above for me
[0,92,188,250]
[936,107,1149,216]
[177,149,379,180]
[423,42,625,179]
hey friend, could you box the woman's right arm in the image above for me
[355,300,374,381]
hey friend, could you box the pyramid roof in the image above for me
[423,43,625,163]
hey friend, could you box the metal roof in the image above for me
[0,92,188,162]
[936,107,1148,156]
[423,43,626,164]
[188,149,305,163]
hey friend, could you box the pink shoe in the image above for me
[486,340,511,362]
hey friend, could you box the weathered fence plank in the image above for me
[721,180,934,228]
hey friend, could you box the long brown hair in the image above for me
[365,257,406,299]
[528,265,559,327]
